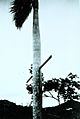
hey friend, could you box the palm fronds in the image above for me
[10,0,32,28]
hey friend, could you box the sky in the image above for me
[0,0,80,107]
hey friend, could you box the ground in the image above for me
[0,99,80,119]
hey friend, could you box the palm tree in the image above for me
[10,0,42,119]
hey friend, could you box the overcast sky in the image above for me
[0,0,80,107]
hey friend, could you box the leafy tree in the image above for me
[26,71,80,105]
[59,73,80,102]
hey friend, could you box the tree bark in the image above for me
[32,0,42,119]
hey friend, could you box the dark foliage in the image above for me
[58,74,80,101]
[0,100,32,119]
[26,72,80,104]
[0,100,80,119]
[10,0,32,28]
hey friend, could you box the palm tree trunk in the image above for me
[32,0,42,119]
